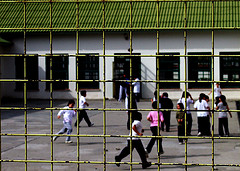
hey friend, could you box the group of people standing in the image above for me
[116,83,232,169]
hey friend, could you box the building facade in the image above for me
[1,1,240,100]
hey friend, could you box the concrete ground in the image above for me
[1,99,240,171]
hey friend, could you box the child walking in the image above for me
[115,112,151,169]
[145,101,164,157]
[53,100,76,143]
[74,90,94,127]
[176,103,185,144]
[216,95,232,137]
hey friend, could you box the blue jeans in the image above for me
[55,121,72,141]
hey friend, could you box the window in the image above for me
[77,54,99,89]
[113,53,141,99]
[15,55,39,90]
[220,52,240,88]
[188,52,211,88]
[157,53,180,88]
[46,54,69,90]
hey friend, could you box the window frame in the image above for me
[156,52,180,89]
[220,52,240,88]
[76,53,100,89]
[188,52,212,88]
[45,54,69,90]
[15,54,39,91]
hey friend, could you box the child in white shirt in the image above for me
[74,90,94,127]
[115,112,151,169]
[53,100,76,143]
[194,93,210,136]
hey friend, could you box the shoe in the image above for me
[53,136,57,141]
[142,162,151,169]
[89,123,94,127]
[197,132,202,136]
[65,140,73,144]
[159,151,164,155]
[144,149,149,158]
[115,156,120,167]
[74,122,77,127]
[179,142,183,145]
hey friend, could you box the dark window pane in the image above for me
[15,55,39,90]
[46,54,69,90]
[188,52,211,88]
[77,54,99,89]
[220,52,240,88]
[157,53,180,88]
[113,53,141,99]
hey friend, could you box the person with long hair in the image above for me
[177,91,194,135]
[216,95,232,137]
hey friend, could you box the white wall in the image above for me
[1,31,240,100]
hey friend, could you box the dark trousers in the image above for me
[178,125,185,143]
[218,118,229,136]
[116,139,147,165]
[206,115,211,136]
[162,111,171,131]
[186,114,192,135]
[134,93,140,102]
[197,116,210,136]
[146,126,163,153]
[74,110,91,127]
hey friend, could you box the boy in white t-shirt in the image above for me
[194,93,210,136]
[53,100,76,143]
[74,90,94,127]
[115,112,151,169]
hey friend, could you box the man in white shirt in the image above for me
[132,77,141,102]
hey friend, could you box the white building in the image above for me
[0,1,240,100]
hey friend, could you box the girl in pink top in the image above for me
[145,101,164,157]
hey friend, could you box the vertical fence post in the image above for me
[102,0,107,170]
[23,1,28,171]
[49,1,54,170]
[211,1,215,171]
[76,1,80,170]
[156,1,161,170]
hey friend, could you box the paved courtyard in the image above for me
[1,98,240,171]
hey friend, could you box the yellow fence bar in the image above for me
[1,0,240,170]
[0,0,240,3]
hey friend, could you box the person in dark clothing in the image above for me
[160,92,173,132]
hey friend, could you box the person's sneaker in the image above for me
[65,140,73,144]
[115,156,120,167]
[159,151,164,155]
[179,142,183,145]
[89,123,94,127]
[144,149,149,158]
[197,132,202,136]
[142,162,151,169]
